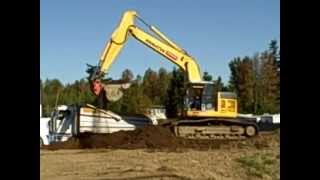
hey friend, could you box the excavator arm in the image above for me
[90,10,202,83]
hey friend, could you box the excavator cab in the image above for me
[184,82,238,118]
[185,82,215,112]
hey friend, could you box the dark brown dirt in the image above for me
[43,125,279,151]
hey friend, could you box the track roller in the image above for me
[245,125,257,137]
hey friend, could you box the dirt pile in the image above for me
[44,125,279,151]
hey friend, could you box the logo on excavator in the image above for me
[145,39,177,61]
[165,51,177,61]
[146,39,165,53]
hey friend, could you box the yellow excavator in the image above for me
[88,10,259,139]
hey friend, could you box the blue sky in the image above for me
[40,0,279,84]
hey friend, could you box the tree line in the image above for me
[40,40,279,117]
[228,40,280,114]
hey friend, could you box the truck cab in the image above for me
[40,103,51,147]
[49,105,75,143]
[40,117,51,147]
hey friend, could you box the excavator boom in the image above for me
[91,10,202,83]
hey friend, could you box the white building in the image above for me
[146,106,167,120]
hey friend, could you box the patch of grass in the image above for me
[236,153,279,179]
[237,141,252,149]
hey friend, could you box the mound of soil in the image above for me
[44,125,279,151]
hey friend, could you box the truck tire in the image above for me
[40,137,44,148]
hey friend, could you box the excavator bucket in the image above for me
[102,82,131,102]
[90,79,131,102]
[91,80,103,96]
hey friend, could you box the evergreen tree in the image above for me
[228,57,242,92]
[121,69,134,82]
[211,76,224,107]
[42,79,64,116]
[228,57,255,113]
[252,53,263,114]
[227,40,280,114]
[136,75,142,84]
[260,51,279,113]
[269,40,280,112]
[203,71,213,81]
[165,68,186,118]
[157,68,170,105]
[142,68,159,104]
[215,76,224,91]
[108,76,152,115]
[269,39,279,58]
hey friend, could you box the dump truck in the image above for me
[40,104,156,147]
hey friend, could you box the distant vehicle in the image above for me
[257,114,280,131]
[260,114,280,124]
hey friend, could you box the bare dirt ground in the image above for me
[41,128,280,180]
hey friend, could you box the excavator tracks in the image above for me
[164,118,259,140]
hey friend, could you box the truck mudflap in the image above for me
[166,118,259,140]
